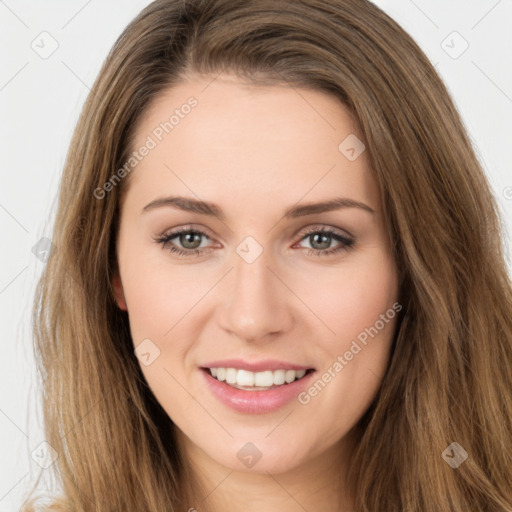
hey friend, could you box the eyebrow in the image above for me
[142,195,375,219]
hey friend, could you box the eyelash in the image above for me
[154,225,355,258]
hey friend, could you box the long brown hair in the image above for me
[21,0,512,510]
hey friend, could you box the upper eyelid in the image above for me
[159,224,353,240]
[159,224,214,239]
[158,224,354,248]
[296,225,354,239]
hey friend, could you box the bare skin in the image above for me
[113,72,399,512]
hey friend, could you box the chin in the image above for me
[206,437,310,475]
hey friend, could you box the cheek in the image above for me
[334,270,397,344]
[295,248,399,346]
[118,249,201,405]
[119,246,209,342]
[298,252,399,425]
[294,249,399,401]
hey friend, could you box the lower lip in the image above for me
[200,368,316,414]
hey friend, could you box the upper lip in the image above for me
[201,359,314,372]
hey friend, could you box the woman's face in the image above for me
[114,73,399,475]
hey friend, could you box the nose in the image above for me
[217,249,293,342]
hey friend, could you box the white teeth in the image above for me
[207,367,309,388]
[285,370,296,383]
[225,367,237,384]
[237,369,255,386]
[255,370,273,387]
[273,369,286,385]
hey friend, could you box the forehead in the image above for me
[125,74,379,215]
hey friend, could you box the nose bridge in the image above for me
[219,245,292,341]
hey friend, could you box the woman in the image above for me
[22,0,512,510]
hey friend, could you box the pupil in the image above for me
[311,233,330,250]
[181,232,201,249]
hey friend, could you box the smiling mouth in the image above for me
[201,367,315,391]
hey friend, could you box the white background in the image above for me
[1,1,511,509]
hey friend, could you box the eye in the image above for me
[154,225,355,258]
[294,226,355,257]
[154,227,215,258]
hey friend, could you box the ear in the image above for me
[112,271,128,311]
